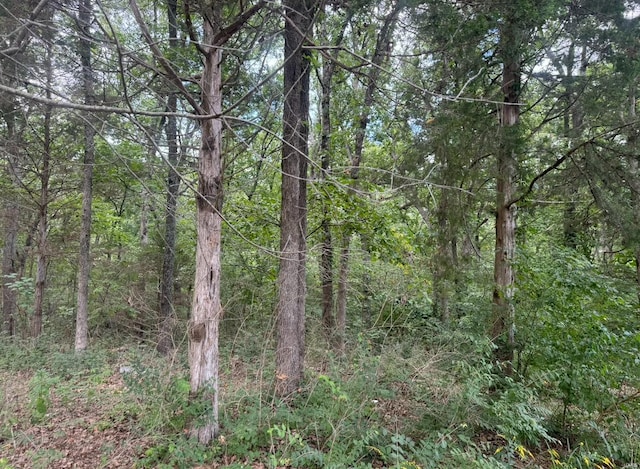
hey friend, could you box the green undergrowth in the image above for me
[1,321,638,469]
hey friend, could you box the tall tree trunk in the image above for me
[127,0,264,442]
[188,2,224,443]
[318,10,350,343]
[627,78,640,302]
[1,97,20,337]
[276,0,316,397]
[562,33,586,250]
[2,167,19,337]
[491,18,520,372]
[157,0,180,355]
[75,0,96,352]
[1,40,22,336]
[319,55,334,339]
[32,46,53,338]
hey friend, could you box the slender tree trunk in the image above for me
[562,35,586,250]
[2,191,19,337]
[188,2,224,442]
[318,10,350,343]
[319,33,335,340]
[320,219,334,336]
[276,0,316,397]
[1,106,20,337]
[491,18,520,372]
[157,0,180,355]
[75,0,96,352]
[335,238,350,354]
[32,54,53,338]
[1,50,21,336]
[627,79,640,302]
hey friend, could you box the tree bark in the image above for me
[75,0,96,352]
[320,55,334,338]
[1,97,20,337]
[2,172,19,337]
[318,9,351,344]
[32,46,53,338]
[491,18,520,372]
[157,0,180,355]
[627,79,640,302]
[276,0,316,397]
[188,1,224,443]
[0,11,25,337]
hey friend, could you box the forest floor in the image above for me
[0,361,292,468]
[0,344,321,469]
[1,368,153,468]
[0,362,562,469]
[0,339,614,469]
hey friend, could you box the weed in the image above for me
[28,370,58,423]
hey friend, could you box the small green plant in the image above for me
[136,436,219,469]
[28,370,58,423]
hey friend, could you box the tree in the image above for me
[276,0,317,396]
[157,0,181,355]
[75,0,96,351]
[32,37,53,337]
[130,0,266,441]
[1,0,32,336]
[491,5,521,369]
[317,5,351,342]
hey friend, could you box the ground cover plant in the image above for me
[1,282,638,469]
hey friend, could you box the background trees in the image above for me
[1,0,639,467]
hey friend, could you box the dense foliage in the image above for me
[1,0,639,466]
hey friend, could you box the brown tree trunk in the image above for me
[32,50,53,338]
[127,0,264,442]
[627,79,640,302]
[1,31,22,336]
[276,0,316,397]
[320,218,334,337]
[1,104,20,336]
[319,33,335,340]
[318,10,351,343]
[75,0,96,352]
[491,19,520,372]
[562,34,586,250]
[157,0,180,355]
[2,183,19,337]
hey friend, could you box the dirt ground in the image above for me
[1,370,151,468]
